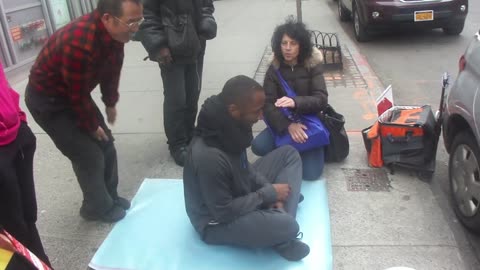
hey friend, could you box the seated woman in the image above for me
[252,18,328,180]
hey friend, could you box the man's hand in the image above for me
[92,126,109,142]
[272,201,285,210]
[275,96,295,108]
[288,123,308,143]
[106,106,117,125]
[272,184,291,201]
[156,47,172,66]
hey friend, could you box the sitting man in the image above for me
[183,75,310,261]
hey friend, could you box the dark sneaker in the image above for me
[273,239,310,261]
[299,194,304,203]
[80,205,126,223]
[115,197,131,210]
[171,147,187,167]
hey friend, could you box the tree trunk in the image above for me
[296,0,302,22]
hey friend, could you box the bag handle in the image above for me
[274,69,297,98]
[387,131,413,144]
[274,69,299,121]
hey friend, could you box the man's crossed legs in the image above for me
[202,146,310,261]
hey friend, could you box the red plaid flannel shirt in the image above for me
[29,11,124,132]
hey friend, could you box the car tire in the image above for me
[353,5,370,42]
[338,1,350,22]
[443,22,465,35]
[449,131,480,234]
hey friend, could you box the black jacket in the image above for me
[138,0,215,63]
[263,47,329,134]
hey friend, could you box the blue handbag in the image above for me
[265,70,330,152]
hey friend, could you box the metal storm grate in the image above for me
[310,31,343,71]
[343,168,391,192]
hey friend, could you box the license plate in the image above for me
[414,10,434,22]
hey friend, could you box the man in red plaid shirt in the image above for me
[25,0,144,222]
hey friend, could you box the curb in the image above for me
[346,42,385,98]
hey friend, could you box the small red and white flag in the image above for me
[376,85,394,116]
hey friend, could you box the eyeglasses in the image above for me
[113,16,145,29]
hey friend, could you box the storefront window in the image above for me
[0,0,96,76]
[2,0,41,11]
[48,0,70,29]
[5,6,49,63]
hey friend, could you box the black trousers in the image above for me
[160,55,204,151]
[0,122,51,266]
[25,87,119,216]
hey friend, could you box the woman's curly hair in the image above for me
[271,17,313,65]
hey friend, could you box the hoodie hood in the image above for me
[195,95,253,154]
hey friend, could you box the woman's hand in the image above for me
[288,123,308,143]
[275,97,295,108]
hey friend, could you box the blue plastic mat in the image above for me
[89,179,332,270]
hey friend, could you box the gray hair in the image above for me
[97,0,142,17]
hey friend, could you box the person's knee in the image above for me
[71,147,104,170]
[102,140,117,156]
[278,145,300,157]
[302,157,324,180]
[251,138,274,157]
[275,214,300,241]
[251,137,266,156]
[251,130,276,156]
[301,147,325,180]
[303,166,323,180]
[277,145,301,164]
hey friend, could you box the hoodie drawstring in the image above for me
[241,150,248,169]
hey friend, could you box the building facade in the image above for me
[0,0,97,81]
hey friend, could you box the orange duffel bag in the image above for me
[362,105,436,173]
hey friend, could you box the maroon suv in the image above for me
[337,0,469,42]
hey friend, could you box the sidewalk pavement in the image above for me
[11,0,471,269]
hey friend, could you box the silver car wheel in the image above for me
[451,143,480,217]
[354,10,360,36]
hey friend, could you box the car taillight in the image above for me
[459,55,466,73]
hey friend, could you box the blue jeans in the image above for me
[251,129,325,180]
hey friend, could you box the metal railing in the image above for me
[310,30,343,71]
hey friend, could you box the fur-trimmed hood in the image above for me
[271,46,324,70]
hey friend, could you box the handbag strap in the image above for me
[274,69,297,98]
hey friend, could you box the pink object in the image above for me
[376,85,394,116]
[377,97,393,116]
[0,61,26,146]
[2,229,51,270]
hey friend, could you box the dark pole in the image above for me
[296,0,302,22]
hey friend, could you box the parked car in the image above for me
[442,29,480,233]
[337,0,469,42]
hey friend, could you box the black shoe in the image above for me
[299,194,304,203]
[115,197,131,210]
[273,235,310,261]
[80,205,126,223]
[171,147,187,167]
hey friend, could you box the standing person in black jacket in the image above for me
[138,0,217,166]
[183,75,310,261]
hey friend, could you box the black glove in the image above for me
[198,16,217,40]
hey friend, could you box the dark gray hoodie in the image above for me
[183,95,277,235]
